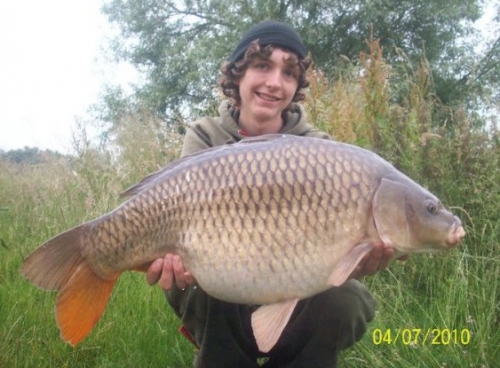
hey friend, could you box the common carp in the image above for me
[21,134,465,352]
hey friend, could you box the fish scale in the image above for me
[108,140,329,299]
[21,134,465,351]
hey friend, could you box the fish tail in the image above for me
[21,225,118,346]
[56,260,116,346]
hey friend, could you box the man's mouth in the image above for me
[256,92,280,102]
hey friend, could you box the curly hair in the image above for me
[219,40,312,110]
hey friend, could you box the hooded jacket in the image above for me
[180,101,331,157]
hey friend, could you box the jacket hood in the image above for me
[218,100,315,139]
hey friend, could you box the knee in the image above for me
[311,280,376,349]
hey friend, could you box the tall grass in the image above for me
[1,39,499,367]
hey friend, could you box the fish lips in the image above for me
[445,217,466,247]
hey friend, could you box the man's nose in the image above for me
[265,69,281,89]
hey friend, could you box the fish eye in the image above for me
[426,201,438,214]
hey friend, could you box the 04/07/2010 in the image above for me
[372,328,471,346]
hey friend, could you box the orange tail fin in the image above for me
[21,225,118,345]
[57,261,116,345]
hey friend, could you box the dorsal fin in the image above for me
[120,144,231,198]
[120,157,192,198]
[120,134,293,198]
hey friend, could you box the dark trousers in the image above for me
[166,280,376,368]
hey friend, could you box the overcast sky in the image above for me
[0,0,136,154]
[0,1,496,154]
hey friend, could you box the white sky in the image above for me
[0,0,136,154]
[0,1,496,154]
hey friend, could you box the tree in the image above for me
[464,2,500,111]
[99,0,496,127]
[0,147,67,165]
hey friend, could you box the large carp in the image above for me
[21,134,465,352]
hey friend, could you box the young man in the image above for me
[147,20,398,368]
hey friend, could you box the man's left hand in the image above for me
[349,242,409,280]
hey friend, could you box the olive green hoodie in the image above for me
[180,101,331,157]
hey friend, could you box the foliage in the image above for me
[97,0,499,130]
[0,146,69,165]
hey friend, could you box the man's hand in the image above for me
[349,242,409,280]
[146,254,196,290]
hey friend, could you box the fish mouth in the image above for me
[445,219,466,247]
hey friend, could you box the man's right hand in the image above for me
[146,254,196,291]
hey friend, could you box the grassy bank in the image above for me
[1,40,499,367]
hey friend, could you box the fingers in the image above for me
[361,243,391,275]
[184,272,196,286]
[146,253,197,291]
[171,255,187,290]
[377,244,393,270]
[350,242,398,280]
[146,258,164,285]
[158,254,176,290]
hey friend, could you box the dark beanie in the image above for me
[230,20,307,63]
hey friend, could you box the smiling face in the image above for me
[236,48,300,135]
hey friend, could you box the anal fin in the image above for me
[251,298,298,353]
[56,261,117,346]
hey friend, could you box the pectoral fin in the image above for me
[251,298,298,353]
[327,242,374,286]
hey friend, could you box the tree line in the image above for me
[94,0,499,136]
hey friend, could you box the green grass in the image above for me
[0,159,194,368]
[340,249,500,367]
[0,272,194,368]
[1,147,499,368]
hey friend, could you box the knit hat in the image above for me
[230,20,307,63]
